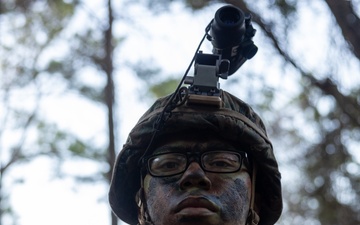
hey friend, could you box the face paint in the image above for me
[143,135,251,225]
[219,179,250,223]
[144,165,251,225]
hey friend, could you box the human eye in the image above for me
[210,160,232,167]
[203,152,240,172]
[158,160,179,170]
[149,154,186,175]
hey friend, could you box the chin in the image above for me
[176,214,222,225]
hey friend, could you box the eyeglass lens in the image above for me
[148,151,242,177]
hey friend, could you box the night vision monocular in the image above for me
[139,4,259,166]
[183,5,258,107]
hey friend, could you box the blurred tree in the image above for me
[135,0,360,224]
[1,0,360,225]
[0,0,118,224]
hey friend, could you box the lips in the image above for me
[174,196,220,214]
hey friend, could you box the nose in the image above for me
[179,162,212,190]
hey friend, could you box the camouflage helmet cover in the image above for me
[109,90,282,225]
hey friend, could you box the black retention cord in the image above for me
[137,19,214,165]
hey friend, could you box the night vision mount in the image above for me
[140,5,259,163]
[183,5,258,107]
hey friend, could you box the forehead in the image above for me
[151,133,239,154]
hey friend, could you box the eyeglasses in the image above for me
[146,151,248,177]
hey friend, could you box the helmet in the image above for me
[109,90,282,225]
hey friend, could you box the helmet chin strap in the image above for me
[247,160,260,225]
[137,171,155,225]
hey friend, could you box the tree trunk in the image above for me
[324,0,360,60]
[104,0,117,225]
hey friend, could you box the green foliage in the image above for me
[273,0,297,17]
[185,0,211,10]
[78,85,105,103]
[69,140,87,155]
[51,0,76,19]
[149,78,180,98]
[47,60,64,73]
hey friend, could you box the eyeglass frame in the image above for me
[143,150,249,177]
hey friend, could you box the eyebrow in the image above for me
[152,142,239,154]
[152,145,192,154]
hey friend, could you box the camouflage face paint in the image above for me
[144,171,250,225]
[143,136,251,225]
[218,178,250,222]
